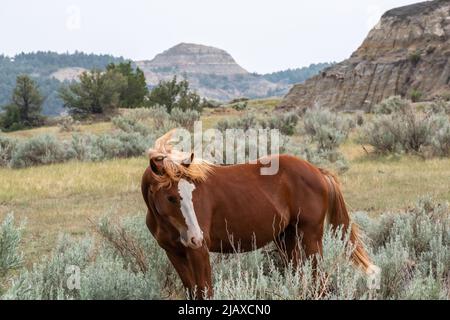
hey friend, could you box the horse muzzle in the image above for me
[180,231,204,249]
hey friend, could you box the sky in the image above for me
[0,0,421,73]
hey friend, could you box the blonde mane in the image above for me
[147,129,215,190]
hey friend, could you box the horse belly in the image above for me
[208,205,289,253]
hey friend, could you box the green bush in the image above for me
[7,131,151,168]
[0,104,25,132]
[299,147,350,174]
[169,108,200,131]
[359,108,449,156]
[302,108,352,151]
[373,96,409,115]
[92,132,149,160]
[409,51,421,65]
[10,134,73,168]
[112,115,151,136]
[358,115,401,153]
[356,113,364,126]
[216,113,257,132]
[2,197,449,300]
[231,102,248,111]
[401,270,448,300]
[59,69,126,117]
[0,135,18,167]
[427,99,450,115]
[4,236,95,299]
[70,133,103,161]
[260,112,299,136]
[58,116,80,133]
[4,215,174,300]
[5,113,157,168]
[0,214,23,277]
[411,90,423,103]
[430,116,450,156]
[146,76,203,113]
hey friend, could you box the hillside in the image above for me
[0,52,124,115]
[135,43,287,100]
[0,48,330,116]
[278,0,450,112]
[135,43,331,101]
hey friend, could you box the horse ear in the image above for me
[181,153,194,168]
[150,156,165,175]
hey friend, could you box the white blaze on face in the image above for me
[177,179,203,248]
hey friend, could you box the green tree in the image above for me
[106,62,148,108]
[0,75,44,131]
[59,70,127,117]
[147,76,203,113]
[12,75,43,126]
[0,104,23,131]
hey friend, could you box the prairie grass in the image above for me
[3,122,113,140]
[0,158,147,264]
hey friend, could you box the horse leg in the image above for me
[165,250,197,298]
[298,223,323,266]
[185,246,213,299]
[276,224,324,268]
[275,226,302,269]
[165,247,213,300]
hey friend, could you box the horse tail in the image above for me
[320,168,379,275]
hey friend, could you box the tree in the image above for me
[146,76,203,113]
[12,75,44,126]
[106,62,148,108]
[0,104,23,131]
[0,75,44,131]
[59,70,126,117]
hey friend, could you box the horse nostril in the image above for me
[190,237,203,247]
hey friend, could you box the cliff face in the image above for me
[136,43,288,101]
[278,0,450,112]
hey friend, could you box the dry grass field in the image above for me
[4,121,113,140]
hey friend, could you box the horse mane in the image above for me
[147,129,215,190]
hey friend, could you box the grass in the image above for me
[1,140,449,266]
[3,121,113,140]
[341,155,450,213]
[1,103,449,266]
[0,158,147,265]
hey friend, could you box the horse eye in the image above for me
[167,196,178,204]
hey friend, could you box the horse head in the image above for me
[142,129,213,250]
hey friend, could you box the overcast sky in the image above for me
[0,0,420,73]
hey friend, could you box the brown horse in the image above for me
[141,131,378,299]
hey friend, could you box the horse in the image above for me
[141,130,379,299]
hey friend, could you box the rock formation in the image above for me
[136,43,288,101]
[278,0,450,112]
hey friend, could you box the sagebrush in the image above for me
[2,197,449,300]
[359,100,450,156]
